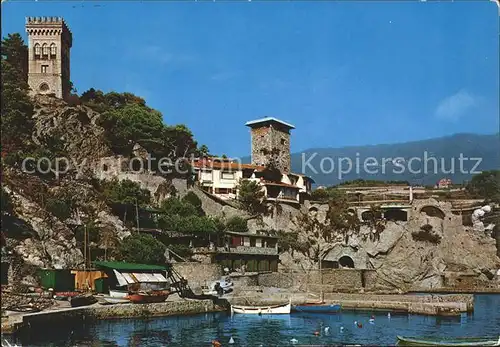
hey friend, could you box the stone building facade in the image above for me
[246,117,294,173]
[26,16,72,100]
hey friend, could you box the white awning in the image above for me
[113,269,168,284]
[121,272,136,284]
[153,273,168,282]
[113,269,128,287]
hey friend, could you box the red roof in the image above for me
[192,160,265,171]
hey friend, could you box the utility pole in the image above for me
[84,223,87,271]
[135,198,140,232]
[319,256,324,303]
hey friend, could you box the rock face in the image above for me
[3,185,83,269]
[32,94,112,163]
[319,198,499,290]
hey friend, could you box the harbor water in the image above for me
[4,294,500,346]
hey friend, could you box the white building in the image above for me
[192,157,313,204]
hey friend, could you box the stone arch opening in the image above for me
[338,255,355,268]
[384,208,408,221]
[361,210,382,222]
[39,83,50,92]
[420,206,445,219]
[309,206,318,213]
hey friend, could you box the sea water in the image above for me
[4,294,500,346]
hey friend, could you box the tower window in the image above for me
[50,43,56,56]
[281,139,287,145]
[42,44,48,55]
[34,44,41,56]
[41,65,48,73]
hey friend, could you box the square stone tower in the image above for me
[25,17,72,100]
[245,117,295,173]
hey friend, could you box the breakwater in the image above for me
[228,292,474,316]
[2,298,228,335]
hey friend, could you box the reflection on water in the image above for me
[4,295,500,346]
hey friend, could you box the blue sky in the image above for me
[3,1,499,157]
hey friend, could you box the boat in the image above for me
[396,336,500,346]
[109,288,129,298]
[202,278,234,296]
[292,302,342,313]
[127,290,170,304]
[96,295,130,305]
[230,301,291,315]
[69,294,97,307]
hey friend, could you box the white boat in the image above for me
[109,289,128,298]
[96,295,130,305]
[230,300,291,315]
[201,278,233,295]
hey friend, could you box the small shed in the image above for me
[37,269,75,292]
[70,269,108,291]
[92,261,170,292]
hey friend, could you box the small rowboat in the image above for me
[96,295,130,305]
[231,301,291,315]
[127,290,170,304]
[69,294,97,308]
[109,289,129,298]
[292,302,341,313]
[396,336,500,346]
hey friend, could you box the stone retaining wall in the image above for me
[173,263,223,289]
[257,269,378,292]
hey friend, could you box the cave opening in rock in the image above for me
[420,206,445,219]
[384,208,408,221]
[338,256,355,268]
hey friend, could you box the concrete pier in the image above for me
[228,291,474,316]
[2,298,228,335]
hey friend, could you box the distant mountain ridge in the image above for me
[243,133,500,186]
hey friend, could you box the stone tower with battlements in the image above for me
[245,117,295,173]
[25,16,72,100]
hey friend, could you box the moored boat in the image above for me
[231,301,291,315]
[109,289,129,298]
[396,336,500,346]
[96,295,130,305]
[127,290,170,304]
[69,294,97,307]
[292,302,341,313]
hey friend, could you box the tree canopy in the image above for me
[466,170,500,202]
[1,33,34,153]
[236,179,267,215]
[294,197,361,267]
[84,88,202,162]
[117,233,166,265]
[225,216,249,233]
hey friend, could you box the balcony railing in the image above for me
[193,245,278,256]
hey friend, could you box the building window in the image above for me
[42,43,48,55]
[34,44,41,56]
[50,43,57,56]
[221,171,235,180]
[250,238,256,247]
[41,65,48,73]
[281,138,287,145]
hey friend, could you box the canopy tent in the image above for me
[113,269,168,286]
[92,262,170,287]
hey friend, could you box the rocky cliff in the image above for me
[2,95,498,292]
